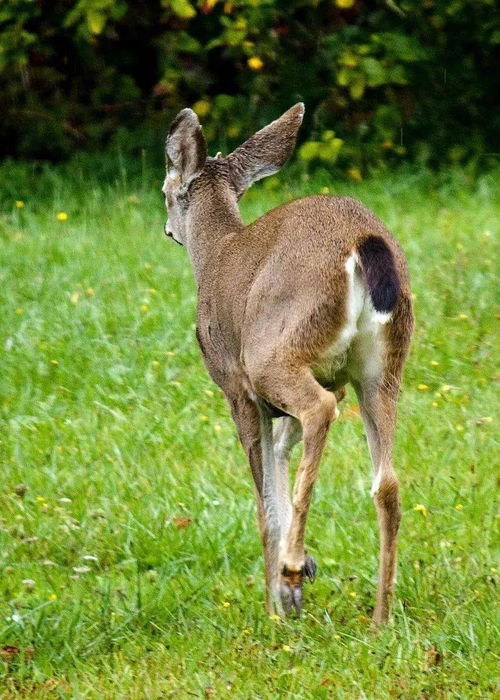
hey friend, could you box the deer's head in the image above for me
[162,103,305,245]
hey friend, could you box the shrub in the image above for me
[1,0,497,172]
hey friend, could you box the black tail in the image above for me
[358,235,400,313]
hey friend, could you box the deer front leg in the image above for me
[273,416,302,552]
[280,391,337,614]
[228,395,283,615]
[273,416,319,600]
[249,368,338,616]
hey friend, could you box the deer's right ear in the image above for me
[227,103,304,197]
[166,108,207,183]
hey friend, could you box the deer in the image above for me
[162,103,414,623]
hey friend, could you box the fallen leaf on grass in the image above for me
[0,645,34,664]
[0,646,20,660]
[426,645,442,667]
[172,516,192,529]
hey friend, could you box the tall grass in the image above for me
[0,160,498,698]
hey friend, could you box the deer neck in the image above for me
[186,189,244,282]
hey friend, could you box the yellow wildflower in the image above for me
[455,504,464,510]
[321,187,330,194]
[336,0,355,8]
[414,504,428,516]
[431,361,439,366]
[85,287,95,296]
[193,100,211,118]
[70,291,80,305]
[214,424,222,433]
[166,351,176,356]
[347,167,362,182]
[56,212,68,221]
[36,496,45,503]
[349,591,357,598]
[269,614,280,621]
[48,593,57,601]
[457,313,468,320]
[248,56,264,71]
[222,601,230,608]
[140,304,148,312]
[242,628,251,635]
[50,360,59,366]
[417,384,429,391]
[15,200,25,208]
[282,644,292,652]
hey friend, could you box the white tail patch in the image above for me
[312,252,392,385]
[372,310,392,325]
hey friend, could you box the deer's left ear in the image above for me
[227,103,304,197]
[166,108,207,182]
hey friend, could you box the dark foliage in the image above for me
[1,0,498,172]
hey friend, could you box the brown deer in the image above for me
[162,104,413,623]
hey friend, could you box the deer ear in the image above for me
[166,108,207,182]
[227,103,304,197]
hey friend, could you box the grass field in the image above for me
[0,159,498,698]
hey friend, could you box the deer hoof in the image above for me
[280,556,317,616]
[280,579,302,616]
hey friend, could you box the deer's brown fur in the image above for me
[162,104,414,621]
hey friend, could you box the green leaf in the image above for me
[87,9,105,35]
[361,57,386,87]
[299,141,321,161]
[350,78,365,100]
[170,0,196,19]
[337,67,351,87]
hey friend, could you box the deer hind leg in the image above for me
[228,394,283,615]
[354,376,401,624]
[254,368,338,615]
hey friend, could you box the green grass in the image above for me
[0,159,498,698]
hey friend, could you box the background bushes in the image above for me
[1,0,498,171]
